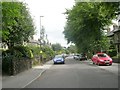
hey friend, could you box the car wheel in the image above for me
[93,62,95,64]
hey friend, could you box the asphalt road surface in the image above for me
[25,56,118,88]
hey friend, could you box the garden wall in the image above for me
[2,57,32,75]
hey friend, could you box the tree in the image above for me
[67,45,77,53]
[63,2,118,53]
[2,1,35,49]
[51,43,62,52]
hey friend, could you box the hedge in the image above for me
[2,46,33,75]
[108,49,117,57]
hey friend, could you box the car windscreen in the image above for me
[98,54,107,57]
[55,55,62,58]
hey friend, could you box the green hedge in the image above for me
[27,45,40,57]
[108,49,117,57]
[2,45,33,75]
[28,45,55,59]
[13,46,33,59]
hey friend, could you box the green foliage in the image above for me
[108,49,117,57]
[67,45,77,53]
[51,43,62,51]
[63,2,118,53]
[27,45,55,63]
[42,46,55,59]
[28,45,40,57]
[13,46,33,59]
[2,45,34,74]
[2,2,35,48]
[107,44,117,57]
[2,48,23,74]
[2,45,33,59]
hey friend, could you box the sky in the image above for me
[22,0,75,47]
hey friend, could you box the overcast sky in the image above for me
[23,0,75,47]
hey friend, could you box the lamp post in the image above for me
[40,16,44,65]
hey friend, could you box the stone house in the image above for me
[107,24,120,54]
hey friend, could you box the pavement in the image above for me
[2,60,53,88]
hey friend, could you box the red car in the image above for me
[91,53,112,66]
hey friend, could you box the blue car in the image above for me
[53,55,65,64]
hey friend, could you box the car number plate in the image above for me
[57,61,61,62]
[105,61,109,63]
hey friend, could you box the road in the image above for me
[25,56,118,88]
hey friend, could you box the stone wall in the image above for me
[2,57,32,75]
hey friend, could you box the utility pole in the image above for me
[40,16,44,64]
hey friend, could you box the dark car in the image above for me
[79,53,87,60]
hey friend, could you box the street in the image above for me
[25,56,118,88]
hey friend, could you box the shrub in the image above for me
[27,45,40,57]
[108,49,117,57]
[13,46,33,59]
[2,49,23,74]
[27,45,55,64]
[42,46,55,59]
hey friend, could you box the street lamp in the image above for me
[40,16,44,44]
[40,16,44,65]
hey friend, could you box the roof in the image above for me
[114,29,120,33]
[107,28,120,37]
[29,39,39,44]
[106,30,114,37]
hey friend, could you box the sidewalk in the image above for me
[2,60,53,88]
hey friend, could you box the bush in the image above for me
[2,49,23,74]
[27,45,55,64]
[42,46,55,59]
[108,49,117,57]
[27,45,40,57]
[13,46,33,59]
[2,46,33,75]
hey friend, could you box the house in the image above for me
[27,39,39,47]
[107,24,120,54]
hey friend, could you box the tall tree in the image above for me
[51,43,62,51]
[2,1,35,49]
[63,2,118,53]
[67,45,77,53]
